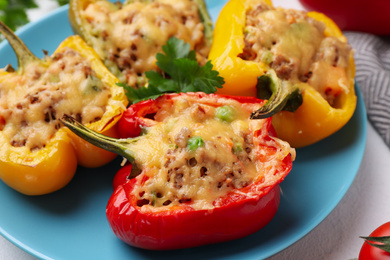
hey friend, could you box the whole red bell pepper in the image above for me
[61,92,294,250]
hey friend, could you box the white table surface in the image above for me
[1,0,389,259]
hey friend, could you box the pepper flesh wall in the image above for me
[209,0,356,148]
[0,21,127,195]
[60,92,294,250]
[69,0,213,88]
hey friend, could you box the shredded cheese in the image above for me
[0,47,111,151]
[240,0,352,105]
[80,0,209,87]
[127,96,292,211]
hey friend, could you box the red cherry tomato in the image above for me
[298,0,390,35]
[359,222,390,260]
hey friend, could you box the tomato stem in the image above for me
[360,236,390,253]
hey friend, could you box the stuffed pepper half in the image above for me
[0,21,127,195]
[209,0,356,148]
[69,0,213,88]
[61,92,294,250]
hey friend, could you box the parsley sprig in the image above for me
[0,0,37,31]
[118,37,225,103]
[0,0,68,31]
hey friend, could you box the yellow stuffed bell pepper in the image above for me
[0,21,128,195]
[209,0,357,148]
[68,0,213,88]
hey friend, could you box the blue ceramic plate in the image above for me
[0,2,367,260]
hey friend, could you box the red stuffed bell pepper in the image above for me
[61,92,294,250]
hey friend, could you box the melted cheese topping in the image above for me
[128,96,292,211]
[81,0,209,87]
[0,48,111,151]
[240,1,352,105]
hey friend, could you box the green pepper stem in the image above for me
[250,70,303,119]
[0,20,40,70]
[195,0,214,47]
[60,115,137,164]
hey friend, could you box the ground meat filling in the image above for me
[239,2,352,105]
[81,0,209,88]
[128,97,290,210]
[0,47,111,151]
[136,130,256,209]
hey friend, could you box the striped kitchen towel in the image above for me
[345,33,390,147]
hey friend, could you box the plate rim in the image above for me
[0,2,367,259]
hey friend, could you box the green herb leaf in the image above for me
[145,70,179,93]
[159,37,195,61]
[0,0,38,31]
[0,9,27,31]
[0,0,7,10]
[10,0,37,9]
[0,1,68,33]
[56,0,69,6]
[118,37,225,103]
[117,82,163,103]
